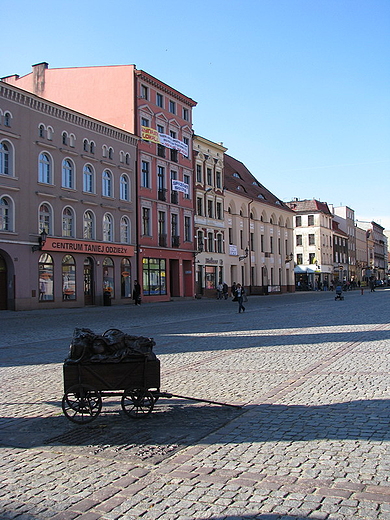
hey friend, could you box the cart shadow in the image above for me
[1,398,390,455]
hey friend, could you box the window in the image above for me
[296,235,303,246]
[216,202,222,220]
[39,203,52,234]
[183,137,189,158]
[309,234,315,245]
[196,164,202,183]
[261,235,264,252]
[295,216,302,227]
[207,199,213,218]
[62,254,76,300]
[270,236,274,253]
[103,213,114,242]
[83,139,89,152]
[157,125,164,134]
[309,253,316,264]
[62,132,68,145]
[108,147,114,160]
[297,254,303,265]
[158,211,166,247]
[102,170,113,197]
[250,233,254,251]
[208,232,214,252]
[171,213,178,238]
[183,174,190,199]
[38,253,54,301]
[183,107,189,121]
[141,85,148,99]
[142,207,150,236]
[39,124,45,138]
[217,234,223,253]
[216,171,222,189]
[125,153,130,165]
[198,231,204,251]
[207,168,212,185]
[141,117,149,128]
[120,216,131,243]
[47,126,54,140]
[141,161,150,188]
[0,141,12,176]
[157,144,166,158]
[197,197,203,216]
[39,152,52,184]
[121,258,132,298]
[156,93,163,108]
[142,258,166,295]
[228,228,233,245]
[184,216,191,242]
[62,207,75,237]
[169,100,176,114]
[308,215,314,226]
[157,166,165,197]
[120,174,130,201]
[62,159,74,189]
[0,197,12,231]
[4,112,11,127]
[83,210,95,240]
[170,149,178,162]
[103,257,114,297]
[83,164,94,193]
[90,141,95,154]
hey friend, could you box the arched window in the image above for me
[102,170,113,197]
[102,145,108,157]
[120,174,129,201]
[103,213,113,242]
[120,216,130,244]
[39,203,52,234]
[47,126,54,140]
[39,124,45,138]
[4,112,11,127]
[103,257,114,297]
[90,141,95,154]
[83,139,89,152]
[62,207,75,237]
[83,210,95,240]
[62,132,68,145]
[69,133,75,147]
[62,159,74,189]
[125,153,130,165]
[62,254,76,300]
[38,253,54,301]
[108,147,114,160]
[0,196,13,231]
[39,152,52,184]
[121,258,131,298]
[83,164,94,193]
[0,141,12,176]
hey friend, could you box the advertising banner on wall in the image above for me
[171,180,189,194]
[141,126,188,156]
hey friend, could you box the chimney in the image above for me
[32,62,48,96]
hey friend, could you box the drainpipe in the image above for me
[248,199,253,294]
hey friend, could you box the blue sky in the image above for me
[3,0,389,228]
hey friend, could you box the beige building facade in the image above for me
[0,82,138,310]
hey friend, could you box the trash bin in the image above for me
[103,291,111,306]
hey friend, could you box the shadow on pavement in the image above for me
[1,398,390,455]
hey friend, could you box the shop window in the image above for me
[142,258,166,296]
[38,253,54,301]
[62,254,76,300]
[205,265,216,289]
[121,258,131,298]
[103,257,114,297]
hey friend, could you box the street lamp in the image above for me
[239,247,249,261]
[32,229,48,252]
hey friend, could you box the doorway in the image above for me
[0,254,7,310]
[84,257,94,305]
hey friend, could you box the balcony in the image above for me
[171,191,179,204]
[172,235,180,248]
[158,188,167,201]
[158,234,167,247]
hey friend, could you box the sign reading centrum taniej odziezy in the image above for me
[42,237,135,257]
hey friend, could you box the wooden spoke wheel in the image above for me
[62,384,102,424]
[121,389,154,419]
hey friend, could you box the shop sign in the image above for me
[43,237,134,256]
[141,126,188,156]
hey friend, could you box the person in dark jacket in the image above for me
[132,280,142,305]
[235,283,246,313]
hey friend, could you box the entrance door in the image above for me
[84,257,94,305]
[0,254,7,310]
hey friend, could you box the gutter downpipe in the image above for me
[248,199,253,295]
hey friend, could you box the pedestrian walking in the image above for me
[231,282,237,300]
[132,280,142,305]
[235,283,246,313]
[222,282,229,300]
[217,283,223,300]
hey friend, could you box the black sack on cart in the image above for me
[65,327,156,364]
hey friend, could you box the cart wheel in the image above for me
[121,389,154,418]
[62,384,102,424]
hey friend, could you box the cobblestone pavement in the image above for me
[1,288,390,520]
